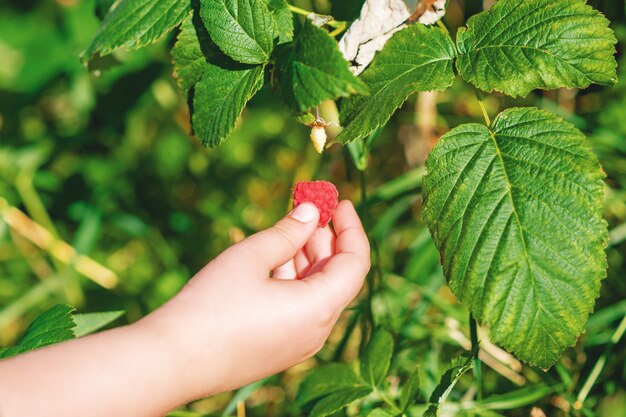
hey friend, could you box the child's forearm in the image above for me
[0,319,192,417]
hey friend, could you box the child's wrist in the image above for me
[135,300,230,401]
[130,313,200,404]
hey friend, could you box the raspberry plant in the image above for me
[82,0,619,414]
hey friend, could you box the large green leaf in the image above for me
[200,0,276,64]
[172,15,265,146]
[192,65,265,147]
[360,329,394,388]
[337,24,456,144]
[83,0,189,58]
[276,18,369,112]
[171,14,214,94]
[297,363,363,406]
[423,352,474,417]
[456,0,617,97]
[422,107,608,368]
[0,305,76,359]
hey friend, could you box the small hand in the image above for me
[0,201,370,417]
[148,200,371,402]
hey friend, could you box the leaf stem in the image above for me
[436,19,449,35]
[286,4,346,30]
[360,169,375,345]
[470,313,483,400]
[374,387,402,414]
[574,314,626,409]
[473,89,491,126]
[329,21,347,37]
[359,169,368,218]
[287,4,312,17]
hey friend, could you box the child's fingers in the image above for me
[306,201,371,308]
[294,249,311,278]
[304,226,335,266]
[232,202,320,272]
[332,201,370,260]
[272,259,297,280]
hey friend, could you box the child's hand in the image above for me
[146,200,370,402]
[0,200,369,417]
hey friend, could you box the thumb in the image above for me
[236,202,320,271]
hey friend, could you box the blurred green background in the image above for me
[1,0,626,416]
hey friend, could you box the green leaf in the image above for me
[295,112,316,126]
[275,18,369,112]
[422,107,608,368]
[192,64,265,147]
[297,363,363,406]
[456,0,617,98]
[200,0,276,64]
[83,0,189,58]
[264,0,293,44]
[0,305,76,359]
[423,352,474,417]
[171,14,211,95]
[172,14,265,147]
[310,386,373,417]
[74,311,125,337]
[337,24,456,144]
[399,367,420,411]
[360,329,394,387]
[477,384,556,410]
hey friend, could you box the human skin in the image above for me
[0,201,370,417]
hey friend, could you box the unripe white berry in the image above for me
[310,125,327,153]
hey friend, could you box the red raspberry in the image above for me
[292,181,339,228]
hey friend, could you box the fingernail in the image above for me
[289,203,318,223]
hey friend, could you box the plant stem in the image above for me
[359,169,368,217]
[470,313,483,400]
[329,21,347,37]
[332,309,361,361]
[374,388,402,415]
[287,4,346,30]
[473,89,491,126]
[236,400,246,417]
[15,172,59,238]
[360,169,375,346]
[287,4,311,17]
[436,19,449,35]
[574,314,626,409]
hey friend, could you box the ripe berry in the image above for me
[292,181,339,228]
